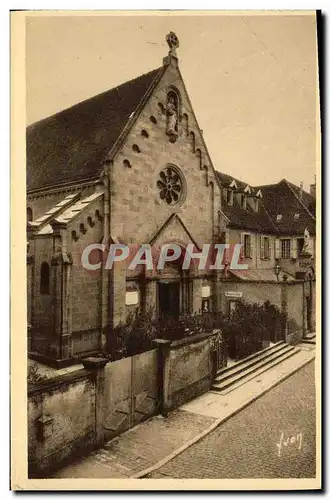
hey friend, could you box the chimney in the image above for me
[299,181,303,199]
[310,175,316,198]
[310,183,316,198]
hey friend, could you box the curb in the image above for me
[132,355,315,479]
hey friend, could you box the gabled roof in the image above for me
[216,171,276,233]
[34,192,103,235]
[256,179,316,235]
[27,67,165,192]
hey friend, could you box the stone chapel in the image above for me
[27,32,224,366]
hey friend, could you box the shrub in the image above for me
[27,363,46,384]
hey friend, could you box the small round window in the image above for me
[157,166,184,205]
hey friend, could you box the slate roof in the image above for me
[256,179,316,235]
[216,171,276,233]
[27,67,164,192]
[216,171,254,193]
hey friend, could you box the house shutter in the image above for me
[268,238,271,259]
[291,238,298,259]
[250,235,254,259]
[240,233,244,259]
[260,235,264,259]
[275,239,280,259]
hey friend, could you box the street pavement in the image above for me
[147,362,316,479]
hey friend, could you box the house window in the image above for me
[277,214,282,221]
[239,194,247,209]
[40,262,50,295]
[261,237,271,259]
[297,238,305,255]
[27,207,33,222]
[226,189,233,205]
[281,239,291,259]
[243,234,251,258]
[294,213,300,220]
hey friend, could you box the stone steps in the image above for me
[302,332,316,345]
[212,341,301,394]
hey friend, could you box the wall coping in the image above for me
[28,368,92,397]
[169,330,219,350]
[223,279,305,285]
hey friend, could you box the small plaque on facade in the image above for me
[201,285,211,298]
[125,290,139,305]
[225,291,243,298]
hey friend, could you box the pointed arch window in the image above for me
[40,262,50,295]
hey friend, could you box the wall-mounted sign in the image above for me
[125,290,139,306]
[225,291,243,298]
[201,285,211,298]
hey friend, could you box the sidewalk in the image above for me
[54,344,315,479]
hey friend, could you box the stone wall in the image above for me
[159,331,220,412]
[28,331,221,476]
[28,369,96,477]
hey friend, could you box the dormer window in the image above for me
[277,214,282,221]
[253,198,259,212]
[239,194,247,210]
[226,189,233,205]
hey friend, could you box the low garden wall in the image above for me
[162,331,221,411]
[28,330,225,477]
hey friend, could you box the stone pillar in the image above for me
[100,173,110,351]
[51,251,73,361]
[212,271,222,313]
[100,261,110,351]
[110,260,127,328]
[51,254,62,358]
[144,279,157,318]
[81,356,109,447]
[281,277,289,342]
[192,278,202,314]
[153,339,172,416]
[61,256,73,359]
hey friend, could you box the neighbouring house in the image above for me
[216,172,316,338]
[26,32,316,367]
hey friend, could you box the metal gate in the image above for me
[103,349,158,440]
[212,329,227,372]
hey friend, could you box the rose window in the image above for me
[157,167,183,205]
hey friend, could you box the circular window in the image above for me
[157,166,184,205]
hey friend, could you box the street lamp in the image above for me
[274,264,281,281]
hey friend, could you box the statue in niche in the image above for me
[166,93,178,141]
[302,227,313,256]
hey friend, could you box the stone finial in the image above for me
[166,31,179,56]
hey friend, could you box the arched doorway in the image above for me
[156,242,195,320]
[158,261,181,320]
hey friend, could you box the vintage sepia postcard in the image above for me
[11,10,321,490]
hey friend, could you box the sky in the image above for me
[25,12,319,189]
